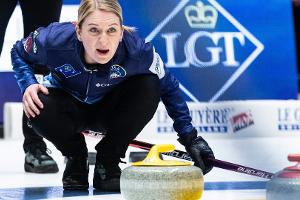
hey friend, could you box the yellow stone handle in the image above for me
[145,144,174,163]
[132,144,191,166]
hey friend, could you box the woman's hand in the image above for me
[23,84,49,118]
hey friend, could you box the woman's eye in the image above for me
[107,27,117,33]
[89,28,99,33]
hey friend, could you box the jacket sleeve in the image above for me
[160,67,195,135]
[11,27,49,93]
[147,48,195,136]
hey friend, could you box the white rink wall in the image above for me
[4,100,300,182]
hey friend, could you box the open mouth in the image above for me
[97,49,109,55]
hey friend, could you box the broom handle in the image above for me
[130,139,274,179]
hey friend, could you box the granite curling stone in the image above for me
[266,154,300,200]
[120,144,204,200]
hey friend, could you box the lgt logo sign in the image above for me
[147,0,264,102]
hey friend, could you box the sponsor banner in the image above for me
[138,100,300,140]
[0,0,297,99]
[121,0,297,100]
[6,100,300,140]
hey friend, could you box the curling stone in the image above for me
[120,144,203,200]
[266,154,300,200]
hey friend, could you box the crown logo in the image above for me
[184,1,218,29]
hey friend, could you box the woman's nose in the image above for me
[98,33,108,44]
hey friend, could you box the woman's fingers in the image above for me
[23,103,30,118]
[27,92,40,115]
[31,89,44,109]
[39,84,49,95]
[23,95,37,118]
[23,84,47,118]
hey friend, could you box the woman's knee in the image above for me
[31,90,72,129]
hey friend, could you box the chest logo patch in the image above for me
[55,64,81,78]
[109,65,126,79]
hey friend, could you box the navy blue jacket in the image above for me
[11,22,195,136]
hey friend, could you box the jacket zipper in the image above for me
[84,70,93,102]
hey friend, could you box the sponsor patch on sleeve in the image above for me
[149,50,165,79]
[23,36,33,53]
[23,30,39,54]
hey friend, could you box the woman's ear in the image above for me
[75,25,82,41]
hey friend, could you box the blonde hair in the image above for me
[77,0,135,32]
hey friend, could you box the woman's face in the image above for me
[76,10,123,64]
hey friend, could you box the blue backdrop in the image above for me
[121,0,298,102]
[0,0,297,124]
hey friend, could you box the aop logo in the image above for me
[147,0,264,102]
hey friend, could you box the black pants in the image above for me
[0,0,62,54]
[30,75,160,159]
[0,0,62,152]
